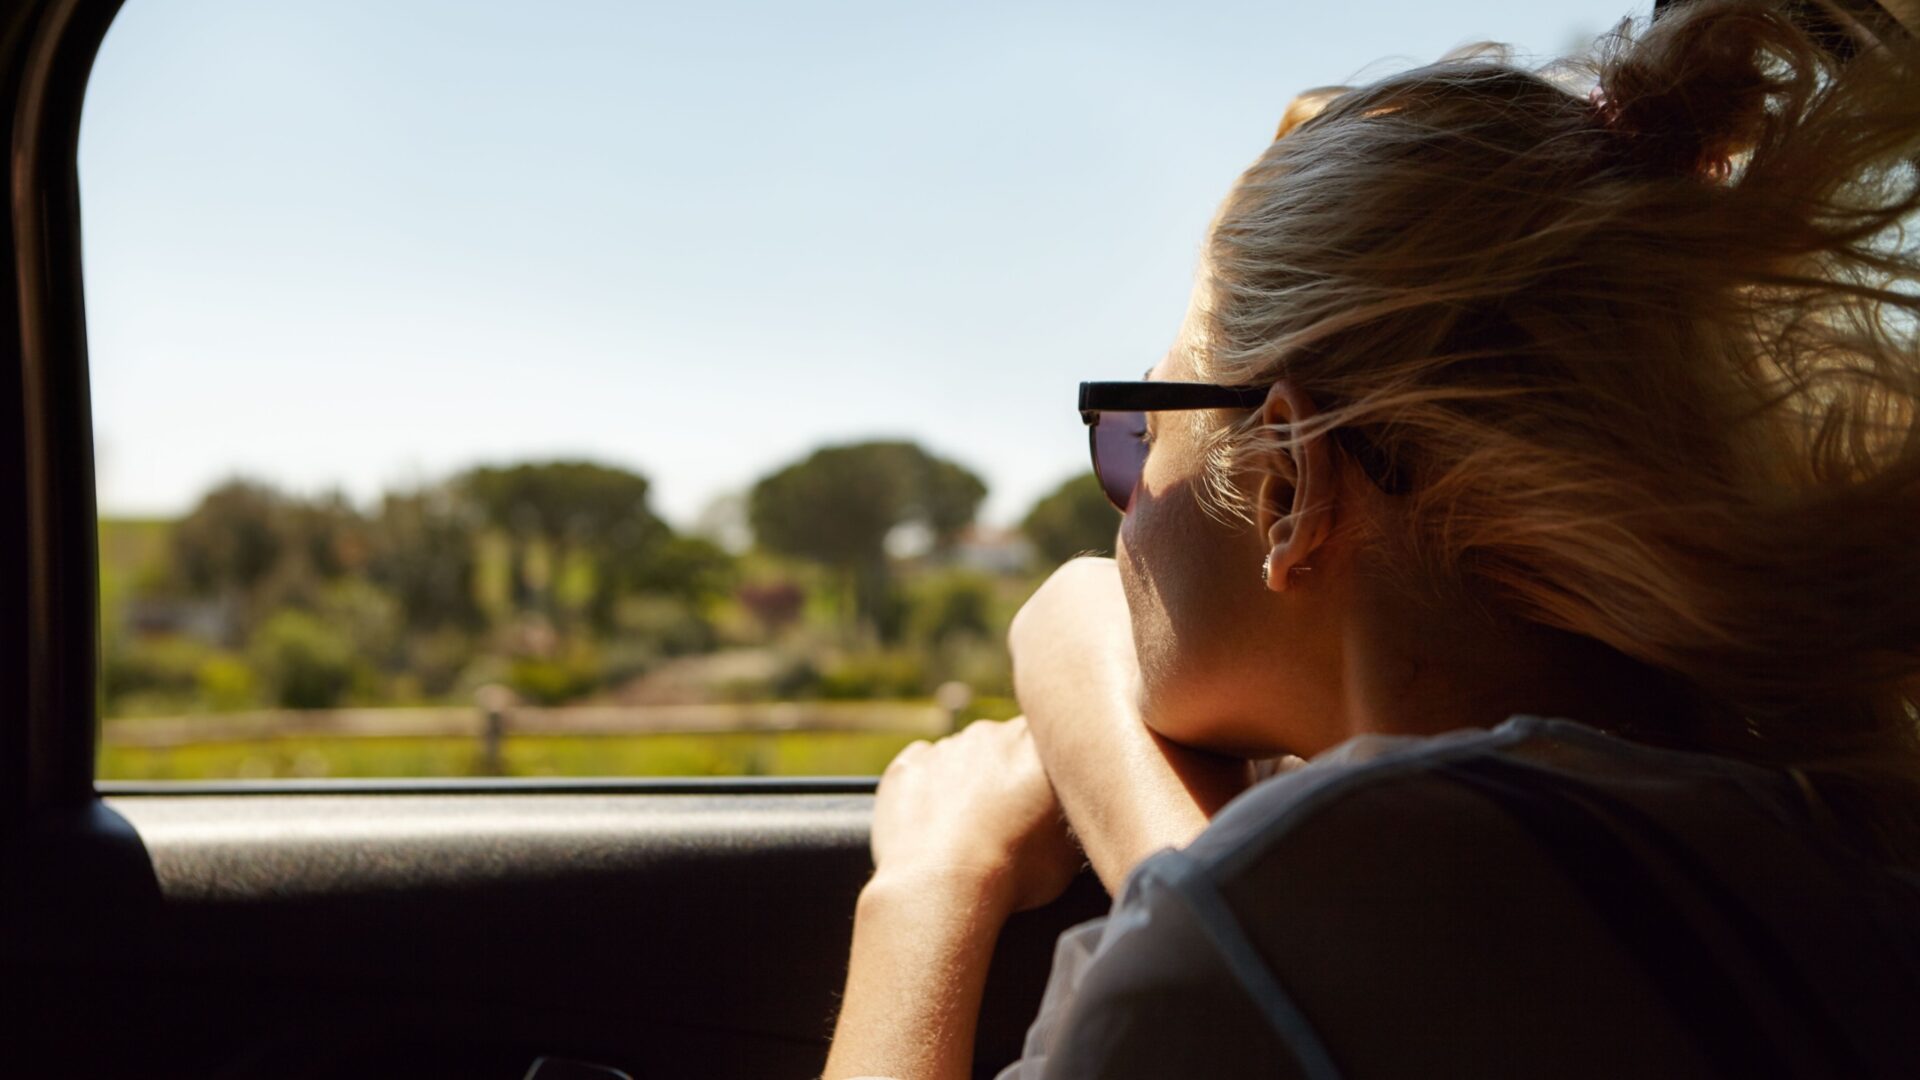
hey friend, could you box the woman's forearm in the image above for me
[823,870,1012,1080]
[1026,679,1253,891]
[1010,562,1253,891]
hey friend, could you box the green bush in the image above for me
[405,627,480,698]
[103,634,213,704]
[618,595,718,657]
[906,571,995,645]
[928,636,1014,697]
[316,579,404,669]
[195,653,257,711]
[956,694,1021,724]
[249,610,359,709]
[507,646,602,705]
[818,651,927,700]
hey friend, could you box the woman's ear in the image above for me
[1255,380,1334,592]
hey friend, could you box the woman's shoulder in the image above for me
[1105,717,1920,1077]
[1186,714,1807,880]
[1159,715,1915,1032]
[1060,718,1744,1078]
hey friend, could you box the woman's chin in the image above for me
[1142,710,1276,759]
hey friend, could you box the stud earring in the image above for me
[1263,553,1315,587]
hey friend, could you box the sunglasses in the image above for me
[1078,380,1408,513]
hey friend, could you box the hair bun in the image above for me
[1596,2,1791,178]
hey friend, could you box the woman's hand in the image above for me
[1010,558,1255,890]
[823,719,1081,1080]
[870,716,1082,917]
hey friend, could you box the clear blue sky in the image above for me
[81,0,1644,530]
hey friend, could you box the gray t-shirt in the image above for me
[997,715,1920,1079]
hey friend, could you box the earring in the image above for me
[1263,553,1314,587]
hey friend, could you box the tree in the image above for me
[593,534,738,639]
[283,491,370,580]
[1020,472,1119,567]
[456,460,671,624]
[170,479,288,597]
[460,461,665,552]
[610,535,736,605]
[749,441,986,631]
[367,487,486,632]
[169,479,368,635]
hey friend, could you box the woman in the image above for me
[827,2,1920,1076]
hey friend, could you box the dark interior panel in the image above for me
[13,792,1110,1079]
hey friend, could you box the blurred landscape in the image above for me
[98,442,1120,780]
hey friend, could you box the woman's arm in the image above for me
[1009,559,1254,891]
[825,870,1010,1080]
[823,718,1081,1080]
[826,561,1250,1077]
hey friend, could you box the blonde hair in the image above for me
[1192,1,1920,780]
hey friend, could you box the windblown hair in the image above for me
[1192,0,1920,785]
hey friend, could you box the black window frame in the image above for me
[2,0,120,825]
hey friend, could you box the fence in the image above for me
[101,695,966,773]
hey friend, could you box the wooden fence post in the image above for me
[474,684,515,776]
[934,681,973,734]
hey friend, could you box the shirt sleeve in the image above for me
[993,851,1304,1080]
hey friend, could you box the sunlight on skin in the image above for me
[1112,346,1350,757]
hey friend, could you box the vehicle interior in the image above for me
[1,0,1911,1077]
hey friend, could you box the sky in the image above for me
[80,0,1646,531]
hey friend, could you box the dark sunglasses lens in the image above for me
[1091,411,1148,512]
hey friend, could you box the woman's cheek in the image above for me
[1117,468,1249,738]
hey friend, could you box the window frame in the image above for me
[3,0,120,824]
